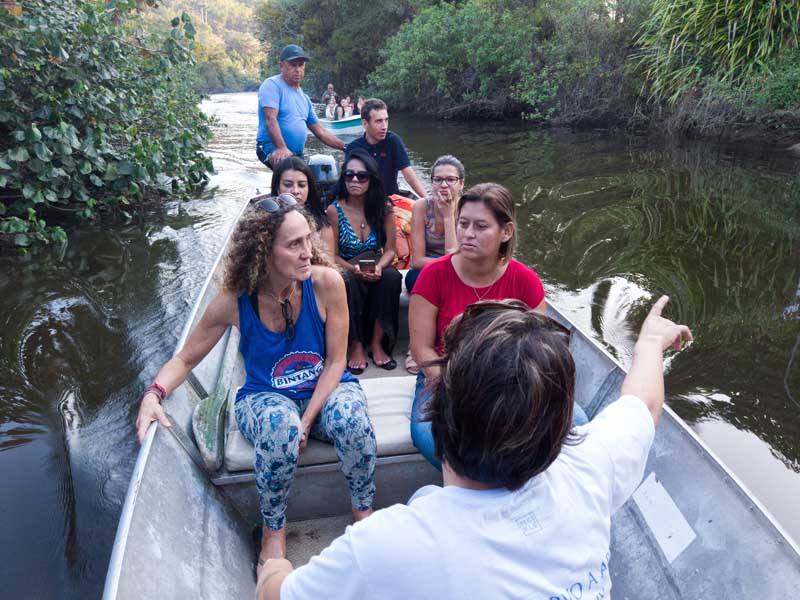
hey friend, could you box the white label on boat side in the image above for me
[632,472,697,563]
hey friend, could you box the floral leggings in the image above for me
[235,381,377,531]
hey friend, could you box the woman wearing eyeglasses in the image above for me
[326,148,402,373]
[270,156,335,252]
[409,183,588,469]
[406,155,465,293]
[403,155,465,374]
[134,194,377,572]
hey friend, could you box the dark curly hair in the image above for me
[222,199,332,295]
[270,156,329,230]
[333,148,392,246]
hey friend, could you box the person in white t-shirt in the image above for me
[256,295,693,600]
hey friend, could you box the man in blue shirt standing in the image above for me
[345,98,427,198]
[256,45,345,169]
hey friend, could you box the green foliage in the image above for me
[256,0,416,97]
[755,48,800,111]
[249,0,799,125]
[0,0,213,246]
[368,0,651,121]
[141,0,262,93]
[517,0,651,122]
[718,47,800,112]
[635,0,800,105]
[368,1,534,114]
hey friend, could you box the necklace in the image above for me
[469,264,502,302]
[263,282,298,340]
[264,281,298,305]
[472,280,498,302]
[342,200,367,231]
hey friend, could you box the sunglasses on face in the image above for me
[253,193,298,212]
[344,170,370,183]
[432,176,462,186]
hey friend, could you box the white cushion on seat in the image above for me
[224,376,418,473]
[399,267,410,307]
[399,288,410,308]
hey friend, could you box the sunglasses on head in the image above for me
[462,299,571,337]
[252,193,298,212]
[344,170,370,183]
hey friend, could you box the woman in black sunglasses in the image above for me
[135,195,377,572]
[326,148,402,373]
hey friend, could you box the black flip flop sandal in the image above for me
[348,362,367,375]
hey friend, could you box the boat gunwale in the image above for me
[548,303,800,555]
[102,199,250,600]
[104,198,800,598]
[319,114,362,125]
[318,114,363,133]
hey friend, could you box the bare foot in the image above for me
[369,342,392,366]
[352,506,374,522]
[257,526,287,578]
[348,341,368,372]
[369,322,392,366]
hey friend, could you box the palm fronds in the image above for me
[634,0,800,105]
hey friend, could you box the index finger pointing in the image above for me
[649,295,670,318]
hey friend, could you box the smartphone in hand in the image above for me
[359,259,376,273]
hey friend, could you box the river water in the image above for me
[1,92,798,598]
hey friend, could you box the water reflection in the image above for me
[0,111,249,596]
[516,141,800,470]
[1,94,799,597]
[393,116,800,537]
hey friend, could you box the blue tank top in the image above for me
[333,200,379,260]
[235,276,357,402]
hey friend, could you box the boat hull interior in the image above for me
[104,205,800,599]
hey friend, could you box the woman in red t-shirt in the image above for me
[409,182,587,469]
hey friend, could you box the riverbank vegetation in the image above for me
[141,0,261,93]
[255,0,417,98]
[258,0,800,141]
[0,0,213,247]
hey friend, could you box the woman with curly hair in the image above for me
[270,156,335,252]
[326,148,402,373]
[134,194,377,573]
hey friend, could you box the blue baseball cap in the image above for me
[280,44,310,62]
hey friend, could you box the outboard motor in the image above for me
[308,154,339,206]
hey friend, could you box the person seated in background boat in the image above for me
[403,155,465,374]
[324,96,337,120]
[320,82,337,105]
[344,96,354,118]
[256,296,693,600]
[336,96,352,120]
[345,98,428,198]
[409,182,589,469]
[352,96,364,116]
[326,148,402,374]
[271,157,335,252]
[134,194,377,574]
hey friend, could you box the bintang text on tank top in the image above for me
[235,277,357,402]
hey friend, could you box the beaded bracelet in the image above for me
[143,382,166,403]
